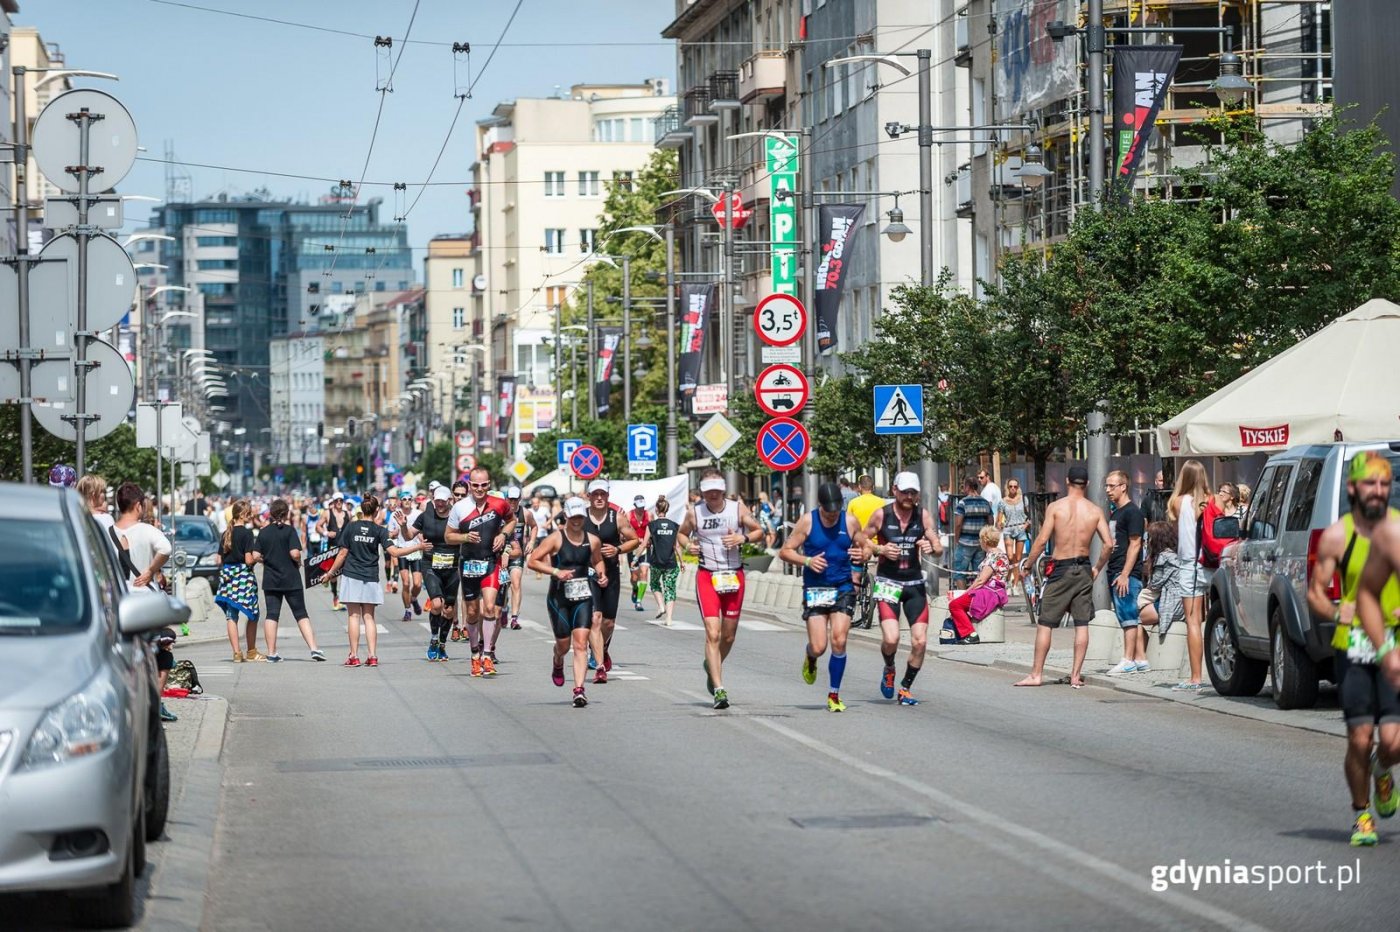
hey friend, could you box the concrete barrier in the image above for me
[1145,622,1188,675]
[929,594,1006,644]
[751,571,771,605]
[179,575,221,627]
[786,577,805,610]
[1085,609,1122,663]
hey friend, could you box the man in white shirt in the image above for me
[978,467,1003,516]
[114,481,171,589]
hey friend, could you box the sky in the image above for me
[23,0,677,262]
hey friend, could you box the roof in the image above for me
[0,483,70,522]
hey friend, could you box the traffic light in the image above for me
[347,416,357,438]
[355,457,365,477]
[317,421,324,438]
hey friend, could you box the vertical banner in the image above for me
[994,0,1078,118]
[766,135,799,297]
[677,283,715,396]
[1111,45,1182,202]
[477,392,493,449]
[813,204,865,356]
[495,375,517,445]
[593,326,622,416]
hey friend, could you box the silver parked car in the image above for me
[1207,442,1400,709]
[0,483,189,927]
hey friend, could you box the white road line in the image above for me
[738,620,785,631]
[646,619,703,631]
[342,624,389,634]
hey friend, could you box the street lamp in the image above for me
[1211,52,1253,106]
[1015,146,1053,189]
[882,198,913,243]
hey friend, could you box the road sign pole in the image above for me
[12,67,32,482]
[74,109,93,475]
[665,225,679,478]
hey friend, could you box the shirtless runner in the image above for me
[1014,465,1112,688]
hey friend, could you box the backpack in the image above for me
[167,659,203,694]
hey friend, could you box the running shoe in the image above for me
[1352,810,1379,846]
[827,692,846,713]
[232,651,244,663]
[344,655,361,667]
[551,662,565,687]
[160,703,179,722]
[331,599,343,611]
[603,651,613,672]
[634,601,643,611]
[366,656,379,667]
[897,688,919,706]
[412,599,422,616]
[956,633,981,645]
[450,628,461,643]
[594,666,608,685]
[713,688,729,710]
[1375,750,1398,818]
[880,665,896,699]
[1106,660,1137,676]
[437,644,449,662]
[402,610,412,622]
[510,615,521,630]
[311,650,326,662]
[573,687,588,708]
[482,656,497,676]
[471,657,483,677]
[588,650,598,670]
[801,654,817,685]
[266,653,283,663]
[245,648,266,662]
[1133,661,1152,673]
[704,658,715,696]
[427,640,440,661]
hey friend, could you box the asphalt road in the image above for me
[169,575,1400,931]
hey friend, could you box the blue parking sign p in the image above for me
[557,438,583,468]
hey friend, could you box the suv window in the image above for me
[1248,466,1278,540]
[1285,458,1326,531]
[1251,465,1293,540]
[1338,451,1400,514]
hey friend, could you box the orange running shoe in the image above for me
[471,656,483,677]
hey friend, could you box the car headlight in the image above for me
[20,675,121,770]
[198,552,219,566]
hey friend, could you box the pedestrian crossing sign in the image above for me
[873,384,924,435]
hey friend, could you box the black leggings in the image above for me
[876,585,929,626]
[265,589,308,622]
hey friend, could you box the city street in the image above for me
[122,579,1400,929]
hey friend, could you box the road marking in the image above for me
[343,624,389,634]
[645,619,786,632]
[647,619,703,631]
[605,668,649,681]
[739,619,785,631]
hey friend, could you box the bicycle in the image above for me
[851,563,876,629]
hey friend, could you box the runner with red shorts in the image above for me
[677,468,765,709]
[445,466,516,676]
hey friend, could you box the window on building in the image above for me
[578,171,600,196]
[196,258,238,270]
[544,228,566,255]
[630,117,643,141]
[544,171,565,197]
[195,236,238,247]
[451,268,464,288]
[454,344,469,366]
[545,286,568,309]
[579,228,597,253]
[613,170,634,191]
[452,307,465,329]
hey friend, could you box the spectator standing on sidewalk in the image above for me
[1101,470,1147,675]
[977,467,1002,516]
[78,474,113,530]
[642,496,682,625]
[952,476,994,584]
[114,482,171,592]
[1167,460,1213,691]
[216,500,262,662]
[996,479,1029,595]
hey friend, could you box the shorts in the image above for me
[1112,576,1143,627]
[1338,651,1400,728]
[875,581,929,626]
[264,588,308,622]
[1039,563,1094,628]
[696,567,746,621]
[460,565,501,602]
[1177,563,1213,599]
[547,594,594,639]
[650,565,679,603]
[398,556,423,575]
[339,577,383,605]
[1136,586,1159,613]
[802,587,856,621]
[595,571,622,619]
[422,566,461,605]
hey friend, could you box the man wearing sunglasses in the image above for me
[446,468,516,676]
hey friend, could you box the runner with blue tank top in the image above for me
[779,482,865,712]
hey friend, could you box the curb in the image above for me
[141,696,227,931]
[741,603,1347,739]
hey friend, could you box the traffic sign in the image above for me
[509,459,534,482]
[756,417,810,472]
[570,444,604,480]
[710,191,753,230]
[754,364,809,417]
[455,429,476,450]
[211,469,231,490]
[693,383,728,415]
[873,384,924,435]
[695,413,741,459]
[456,453,476,473]
[627,424,660,474]
[760,344,801,364]
[753,293,806,347]
[557,438,582,468]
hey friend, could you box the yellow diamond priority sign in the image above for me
[696,412,741,459]
[508,459,533,482]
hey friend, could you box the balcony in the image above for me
[654,106,692,149]
[683,86,717,127]
[739,51,787,104]
[709,71,740,111]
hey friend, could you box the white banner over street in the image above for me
[994,0,1078,119]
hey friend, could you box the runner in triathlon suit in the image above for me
[779,482,864,712]
[530,495,553,574]
[505,486,527,629]
[857,471,942,706]
[627,495,651,611]
[447,480,469,640]
[584,479,640,684]
[389,490,424,622]
[445,467,516,676]
[677,468,765,710]
[415,486,460,662]
[527,496,606,707]
[1314,452,1400,846]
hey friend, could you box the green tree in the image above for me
[0,407,167,488]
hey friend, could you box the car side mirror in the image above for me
[1213,514,1242,541]
[118,589,192,637]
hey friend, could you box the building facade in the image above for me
[268,333,325,466]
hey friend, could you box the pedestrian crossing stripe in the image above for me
[874,384,923,433]
[647,619,703,630]
[344,624,390,634]
[646,619,785,632]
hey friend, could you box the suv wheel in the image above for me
[146,724,170,841]
[1206,607,1268,696]
[1270,609,1319,710]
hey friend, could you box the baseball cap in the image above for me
[633,495,646,507]
[893,471,920,492]
[564,498,587,518]
[428,480,441,491]
[507,486,521,499]
[1067,465,1090,485]
[331,492,345,501]
[587,479,609,495]
[699,477,726,493]
[817,482,843,511]
[433,486,452,502]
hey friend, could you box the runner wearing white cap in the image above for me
[627,495,651,611]
[504,486,528,629]
[677,468,765,710]
[856,471,943,706]
[584,479,640,683]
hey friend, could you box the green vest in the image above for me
[1330,509,1400,650]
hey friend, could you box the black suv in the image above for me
[1207,442,1400,709]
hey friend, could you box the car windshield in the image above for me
[173,518,216,543]
[0,518,89,632]
[1338,451,1400,514]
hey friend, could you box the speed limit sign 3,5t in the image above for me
[753,293,807,347]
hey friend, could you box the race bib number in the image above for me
[431,552,456,570]
[461,559,491,579]
[1348,626,1395,664]
[710,571,741,594]
[873,577,905,603]
[563,577,592,602]
[805,587,838,608]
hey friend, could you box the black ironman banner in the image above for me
[593,326,622,416]
[813,204,865,356]
[677,283,715,396]
[1111,44,1182,203]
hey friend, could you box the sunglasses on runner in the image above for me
[469,482,491,490]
